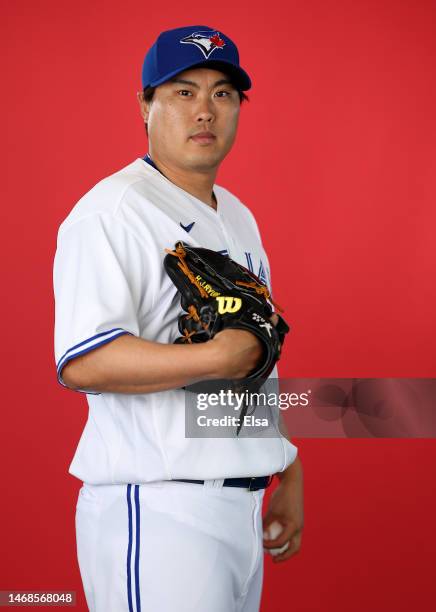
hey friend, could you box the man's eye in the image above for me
[215,90,231,97]
[178,90,193,96]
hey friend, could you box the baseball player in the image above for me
[53,25,304,612]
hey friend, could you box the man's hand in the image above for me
[209,313,280,379]
[263,458,304,563]
[209,328,264,379]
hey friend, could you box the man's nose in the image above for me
[195,97,215,122]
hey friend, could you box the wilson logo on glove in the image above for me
[216,296,242,314]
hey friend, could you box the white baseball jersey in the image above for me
[53,157,298,484]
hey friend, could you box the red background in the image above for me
[2,0,436,610]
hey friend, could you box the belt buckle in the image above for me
[248,475,274,491]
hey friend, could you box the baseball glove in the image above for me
[164,241,290,385]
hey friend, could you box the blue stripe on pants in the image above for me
[134,485,141,612]
[126,485,134,612]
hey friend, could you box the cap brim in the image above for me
[148,59,252,91]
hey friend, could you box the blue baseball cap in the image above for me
[142,25,252,91]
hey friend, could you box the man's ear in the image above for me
[136,91,150,123]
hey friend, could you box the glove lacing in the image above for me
[165,244,210,299]
[165,244,282,312]
[235,281,283,312]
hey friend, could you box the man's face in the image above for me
[138,67,241,172]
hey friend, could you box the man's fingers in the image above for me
[271,532,302,563]
[268,314,282,351]
[270,313,279,327]
[263,520,296,549]
[264,541,290,556]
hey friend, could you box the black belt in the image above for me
[173,475,273,491]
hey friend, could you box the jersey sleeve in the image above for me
[53,213,146,394]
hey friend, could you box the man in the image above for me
[53,25,303,612]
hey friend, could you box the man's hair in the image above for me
[142,83,249,135]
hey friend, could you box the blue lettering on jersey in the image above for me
[258,260,267,285]
[245,252,254,272]
[245,251,268,285]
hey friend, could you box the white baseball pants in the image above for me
[75,480,266,612]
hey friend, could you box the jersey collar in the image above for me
[143,153,217,208]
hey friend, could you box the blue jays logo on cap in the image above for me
[180,30,226,59]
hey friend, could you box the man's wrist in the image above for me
[189,341,222,381]
[275,456,302,484]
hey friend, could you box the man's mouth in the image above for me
[190,131,216,144]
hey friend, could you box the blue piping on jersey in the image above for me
[56,328,133,395]
[143,153,158,171]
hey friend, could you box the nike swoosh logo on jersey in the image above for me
[180,221,195,233]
